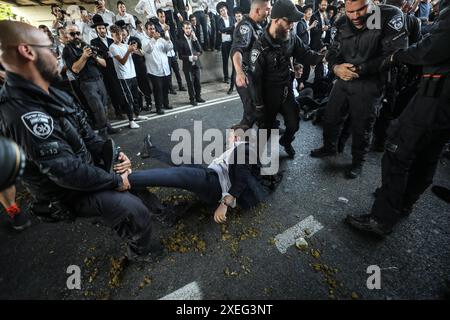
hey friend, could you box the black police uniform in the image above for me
[368,0,450,230]
[0,72,153,256]
[230,15,263,126]
[313,5,408,168]
[251,27,323,151]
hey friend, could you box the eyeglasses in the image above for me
[69,31,81,37]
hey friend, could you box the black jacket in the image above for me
[296,18,310,45]
[250,27,323,106]
[327,5,408,81]
[217,15,236,42]
[395,0,450,75]
[0,72,121,203]
[90,36,116,79]
[309,10,330,50]
[230,15,263,72]
[177,35,203,71]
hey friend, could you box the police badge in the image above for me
[251,49,260,64]
[388,14,404,31]
[21,111,54,139]
[240,24,250,35]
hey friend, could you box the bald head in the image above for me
[0,20,49,65]
[0,20,59,91]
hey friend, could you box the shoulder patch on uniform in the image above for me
[21,111,54,139]
[240,24,251,35]
[388,14,404,31]
[251,49,261,64]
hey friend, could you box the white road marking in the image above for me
[159,281,203,300]
[274,215,324,254]
[111,95,240,129]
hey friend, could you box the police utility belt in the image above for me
[418,73,450,99]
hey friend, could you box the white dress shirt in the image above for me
[142,35,173,76]
[115,12,136,29]
[135,0,163,19]
[221,16,232,42]
[96,8,116,26]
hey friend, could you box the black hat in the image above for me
[327,5,337,12]
[216,1,228,13]
[115,19,130,29]
[271,0,304,22]
[91,14,109,28]
[303,4,314,12]
[233,6,243,15]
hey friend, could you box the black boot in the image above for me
[345,214,392,236]
[280,141,296,159]
[310,146,337,158]
[345,162,363,179]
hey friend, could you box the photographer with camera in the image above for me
[62,24,118,138]
[0,21,163,261]
[0,138,31,231]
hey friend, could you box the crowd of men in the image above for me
[0,0,449,262]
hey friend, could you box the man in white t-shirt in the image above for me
[109,24,148,129]
[116,1,136,29]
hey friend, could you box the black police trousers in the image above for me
[237,81,256,127]
[260,86,300,146]
[73,190,153,255]
[371,93,450,226]
[322,79,383,163]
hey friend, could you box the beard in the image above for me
[275,25,289,40]
[35,50,60,84]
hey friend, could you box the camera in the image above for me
[0,137,26,191]
[83,44,100,56]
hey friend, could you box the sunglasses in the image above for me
[69,31,81,37]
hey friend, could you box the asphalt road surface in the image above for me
[1,82,449,300]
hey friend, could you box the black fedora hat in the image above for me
[91,14,109,28]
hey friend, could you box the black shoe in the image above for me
[345,163,363,179]
[178,86,187,91]
[310,146,337,158]
[190,100,198,106]
[126,240,166,263]
[10,211,32,231]
[164,105,173,110]
[169,89,177,95]
[223,78,229,84]
[280,141,296,159]
[156,109,165,115]
[196,97,206,103]
[227,88,233,95]
[432,185,450,203]
[345,214,392,237]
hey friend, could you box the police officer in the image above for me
[251,0,323,158]
[372,0,422,150]
[230,0,271,127]
[310,0,408,179]
[0,21,161,261]
[346,0,450,236]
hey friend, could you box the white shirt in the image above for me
[115,12,136,29]
[207,141,247,208]
[191,0,207,13]
[142,35,173,76]
[135,0,162,19]
[160,0,174,11]
[221,16,232,42]
[96,8,116,26]
[303,18,311,45]
[109,42,137,79]
[320,11,327,39]
[207,0,220,15]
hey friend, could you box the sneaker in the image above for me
[134,115,149,121]
[10,211,32,231]
[129,121,140,129]
[310,146,337,158]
